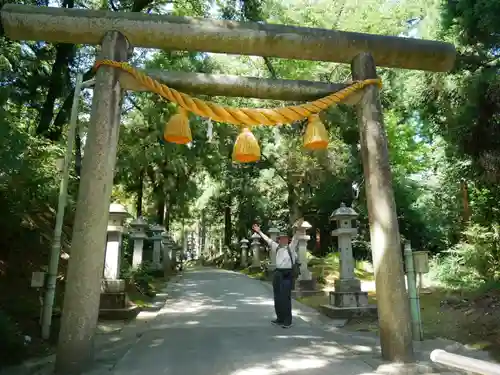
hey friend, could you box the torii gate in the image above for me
[1,4,455,374]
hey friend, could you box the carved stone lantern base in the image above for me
[99,279,140,320]
[320,289,377,319]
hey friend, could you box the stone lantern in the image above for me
[250,233,261,270]
[129,217,148,269]
[100,203,138,319]
[104,203,129,280]
[240,238,249,267]
[161,231,172,275]
[330,203,360,292]
[292,218,313,289]
[322,202,377,318]
[150,224,165,270]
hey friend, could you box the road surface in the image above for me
[106,268,376,375]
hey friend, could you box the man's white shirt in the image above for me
[260,233,298,269]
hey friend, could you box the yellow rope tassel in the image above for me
[94,60,382,127]
[304,114,329,150]
[163,107,192,144]
[232,128,261,163]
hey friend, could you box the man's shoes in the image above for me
[271,319,283,326]
[282,323,293,329]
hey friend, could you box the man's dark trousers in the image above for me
[272,269,293,325]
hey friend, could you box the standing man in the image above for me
[252,224,298,328]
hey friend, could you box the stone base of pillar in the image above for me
[319,290,377,319]
[101,279,126,293]
[99,279,140,320]
[297,278,316,290]
[291,278,323,297]
[151,262,162,270]
[334,278,361,292]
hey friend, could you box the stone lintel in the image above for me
[1,4,455,72]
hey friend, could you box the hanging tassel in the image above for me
[232,127,261,163]
[303,114,329,150]
[163,107,192,145]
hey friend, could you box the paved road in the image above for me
[108,268,376,375]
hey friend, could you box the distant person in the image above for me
[252,224,298,328]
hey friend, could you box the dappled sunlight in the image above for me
[350,345,374,353]
[159,299,239,315]
[225,292,245,296]
[290,342,346,357]
[107,336,123,343]
[237,296,274,306]
[231,356,330,375]
[273,335,324,339]
[149,338,164,348]
[277,357,330,371]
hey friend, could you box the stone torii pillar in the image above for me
[150,224,165,270]
[240,238,248,268]
[129,217,148,269]
[55,31,130,374]
[352,52,413,362]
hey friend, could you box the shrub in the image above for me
[121,262,156,297]
[0,310,26,367]
[429,223,500,289]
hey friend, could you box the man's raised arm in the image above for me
[289,234,299,264]
[252,224,278,251]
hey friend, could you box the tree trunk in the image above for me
[200,209,206,253]
[461,179,471,223]
[36,0,75,140]
[51,0,155,134]
[156,195,165,224]
[136,168,144,217]
[287,182,300,227]
[74,131,82,177]
[165,196,171,231]
[224,202,232,247]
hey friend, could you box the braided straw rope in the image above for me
[94,60,382,126]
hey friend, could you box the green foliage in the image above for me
[0,310,26,367]
[429,223,500,289]
[121,262,157,297]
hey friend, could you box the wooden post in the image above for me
[55,31,129,374]
[351,52,413,362]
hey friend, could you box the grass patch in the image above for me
[240,266,266,280]
[308,252,374,286]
